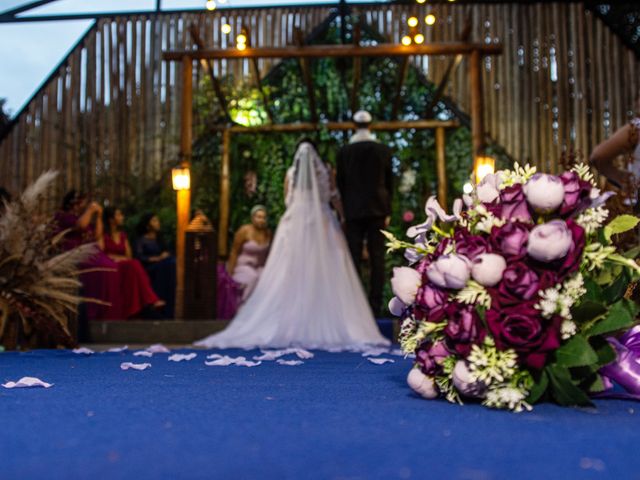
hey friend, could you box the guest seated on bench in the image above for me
[54,191,122,320]
[102,206,165,319]
[134,213,176,318]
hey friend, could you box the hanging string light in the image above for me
[414,33,425,44]
[221,23,231,34]
[407,16,419,28]
[416,0,426,3]
[425,14,436,26]
[236,33,247,44]
[401,35,412,46]
[205,0,216,11]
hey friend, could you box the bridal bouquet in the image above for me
[385,163,640,411]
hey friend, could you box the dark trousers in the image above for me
[345,216,386,317]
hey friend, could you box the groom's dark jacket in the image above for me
[336,139,393,221]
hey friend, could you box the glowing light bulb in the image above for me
[205,0,216,11]
[221,24,231,34]
[407,16,418,28]
[416,0,426,3]
[414,33,425,44]
[425,14,436,26]
[401,35,412,46]
[237,42,247,51]
[236,34,247,44]
[463,182,473,195]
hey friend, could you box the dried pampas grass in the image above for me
[0,171,93,349]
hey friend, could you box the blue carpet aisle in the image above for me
[1,348,639,480]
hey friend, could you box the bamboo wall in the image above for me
[1,3,639,202]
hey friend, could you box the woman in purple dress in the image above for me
[227,205,272,304]
[53,191,122,320]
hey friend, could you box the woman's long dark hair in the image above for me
[137,212,156,236]
[62,190,87,212]
[102,206,118,235]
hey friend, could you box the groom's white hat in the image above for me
[353,110,372,124]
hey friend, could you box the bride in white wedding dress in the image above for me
[196,141,389,349]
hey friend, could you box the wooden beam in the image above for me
[294,29,318,123]
[216,120,459,134]
[469,49,485,171]
[436,127,448,207]
[163,43,504,61]
[391,57,410,120]
[188,24,231,122]
[175,56,193,320]
[219,128,231,257]
[350,23,362,114]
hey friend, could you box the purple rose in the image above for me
[415,284,448,311]
[471,253,507,287]
[477,173,502,204]
[499,184,532,223]
[388,297,407,317]
[454,229,489,260]
[490,222,530,260]
[443,303,486,356]
[416,340,451,375]
[390,267,422,305]
[527,220,572,263]
[407,368,439,399]
[494,262,540,307]
[427,254,472,290]
[559,220,586,278]
[523,173,565,213]
[452,361,487,398]
[559,171,592,216]
[486,303,562,369]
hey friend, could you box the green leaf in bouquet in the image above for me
[587,374,607,394]
[590,336,617,368]
[545,365,594,407]
[554,335,598,368]
[582,277,604,302]
[602,270,630,303]
[571,300,607,324]
[585,299,637,337]
[526,370,548,404]
[604,215,640,242]
[622,245,640,260]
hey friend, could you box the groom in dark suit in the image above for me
[337,110,393,317]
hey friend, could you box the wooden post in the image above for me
[219,128,231,257]
[469,48,484,174]
[176,55,193,320]
[436,127,447,207]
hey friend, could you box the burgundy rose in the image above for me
[490,222,530,260]
[499,184,532,223]
[559,220,586,278]
[433,237,452,257]
[443,303,486,356]
[454,229,489,260]
[416,284,448,311]
[416,340,452,375]
[559,171,592,217]
[486,304,562,369]
[415,256,432,276]
[494,262,540,307]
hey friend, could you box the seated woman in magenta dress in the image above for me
[134,213,176,319]
[227,205,272,305]
[102,207,165,319]
[53,191,122,320]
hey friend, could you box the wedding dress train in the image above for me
[196,142,389,349]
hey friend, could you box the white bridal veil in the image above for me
[196,142,389,349]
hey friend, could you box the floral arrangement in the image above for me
[0,171,92,350]
[385,163,640,411]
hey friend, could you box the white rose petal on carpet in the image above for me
[120,362,152,371]
[276,360,304,366]
[2,377,53,388]
[368,358,395,365]
[168,353,197,362]
[72,347,95,355]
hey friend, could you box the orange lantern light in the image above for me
[474,156,496,184]
[172,167,191,191]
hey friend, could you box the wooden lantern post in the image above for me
[175,55,193,320]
